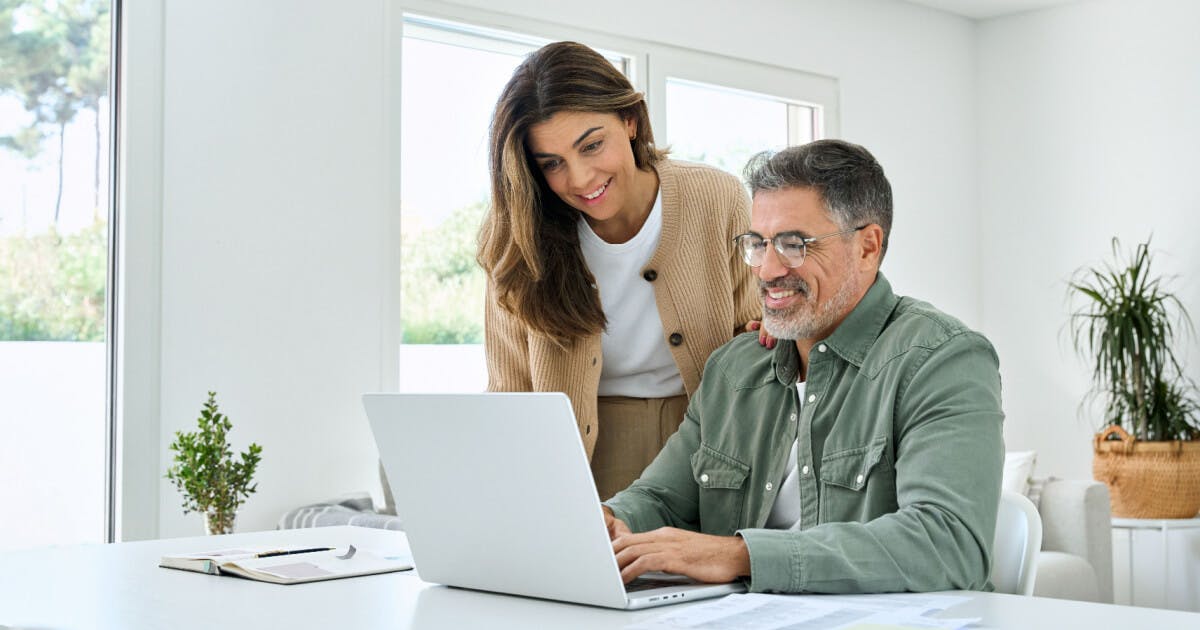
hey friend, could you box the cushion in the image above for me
[1002,450,1037,496]
[277,493,403,530]
[1034,551,1101,602]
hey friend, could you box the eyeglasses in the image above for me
[732,225,868,268]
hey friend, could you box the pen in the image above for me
[256,547,334,558]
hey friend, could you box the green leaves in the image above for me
[1068,238,1200,441]
[165,392,263,520]
[0,219,106,341]
[400,200,486,344]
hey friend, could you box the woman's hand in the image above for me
[745,320,777,349]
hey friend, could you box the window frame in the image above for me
[386,1,839,391]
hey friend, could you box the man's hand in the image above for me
[602,506,631,540]
[611,527,750,584]
[745,320,777,349]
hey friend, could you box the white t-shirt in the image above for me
[764,381,806,529]
[578,192,685,398]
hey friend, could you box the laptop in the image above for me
[362,392,746,609]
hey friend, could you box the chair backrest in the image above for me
[990,490,1043,596]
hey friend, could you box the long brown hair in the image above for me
[478,41,663,346]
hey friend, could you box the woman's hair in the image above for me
[478,41,663,346]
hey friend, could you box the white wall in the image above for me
[978,0,1200,479]
[154,0,390,536]
[139,0,978,536]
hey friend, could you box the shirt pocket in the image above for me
[690,443,750,536]
[818,436,896,524]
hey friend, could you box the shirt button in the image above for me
[789,413,797,422]
[801,465,810,475]
[669,332,683,346]
[700,473,709,483]
[765,482,773,491]
[643,269,657,281]
[807,394,816,403]
[817,344,827,353]
[856,474,865,484]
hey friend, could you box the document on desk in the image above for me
[626,593,979,630]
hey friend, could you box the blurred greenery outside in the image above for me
[401,201,487,344]
[0,220,105,340]
[1,0,110,342]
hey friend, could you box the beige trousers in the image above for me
[591,395,689,501]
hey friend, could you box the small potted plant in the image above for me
[1069,238,1200,518]
[166,392,263,535]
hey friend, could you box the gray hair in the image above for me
[743,139,893,260]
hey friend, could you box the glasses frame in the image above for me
[733,225,868,268]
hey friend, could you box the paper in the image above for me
[626,593,979,630]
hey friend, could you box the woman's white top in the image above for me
[578,191,685,398]
[765,381,806,529]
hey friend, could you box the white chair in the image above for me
[991,490,1043,596]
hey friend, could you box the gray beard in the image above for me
[761,269,860,341]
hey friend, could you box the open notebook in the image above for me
[159,545,412,585]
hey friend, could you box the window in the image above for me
[393,12,835,392]
[396,16,630,393]
[665,78,818,178]
[648,47,835,177]
[0,0,114,551]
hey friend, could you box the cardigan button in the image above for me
[669,332,683,346]
[643,269,657,282]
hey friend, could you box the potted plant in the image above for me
[1069,238,1200,518]
[166,392,263,534]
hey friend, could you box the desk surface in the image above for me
[2,526,1199,629]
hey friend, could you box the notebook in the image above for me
[362,392,746,609]
[158,545,412,584]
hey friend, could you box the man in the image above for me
[602,139,1004,594]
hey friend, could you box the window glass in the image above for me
[397,19,629,393]
[0,0,111,551]
[665,77,817,179]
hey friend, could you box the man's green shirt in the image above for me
[605,273,1004,593]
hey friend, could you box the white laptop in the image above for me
[362,392,746,610]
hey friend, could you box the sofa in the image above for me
[1030,478,1114,603]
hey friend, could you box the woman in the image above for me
[478,41,765,500]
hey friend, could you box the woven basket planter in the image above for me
[1093,425,1200,518]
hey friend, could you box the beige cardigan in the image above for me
[484,159,761,458]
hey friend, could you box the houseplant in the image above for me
[166,392,263,534]
[1069,238,1200,518]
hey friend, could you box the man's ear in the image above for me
[859,224,884,270]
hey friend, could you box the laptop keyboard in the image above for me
[625,577,692,592]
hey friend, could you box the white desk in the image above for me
[2,526,1199,629]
